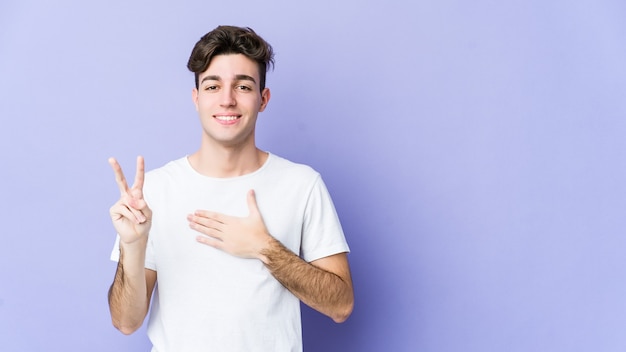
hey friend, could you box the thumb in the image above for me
[247,189,261,217]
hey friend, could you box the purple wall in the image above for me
[1,0,625,351]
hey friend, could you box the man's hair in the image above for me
[187,25,275,91]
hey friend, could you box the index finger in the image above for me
[108,157,130,195]
[132,155,146,190]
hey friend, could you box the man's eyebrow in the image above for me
[199,74,257,84]
[235,74,256,84]
[200,75,220,84]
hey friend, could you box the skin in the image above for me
[107,156,155,334]
[108,54,354,335]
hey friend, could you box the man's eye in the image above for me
[204,85,218,91]
[237,85,252,91]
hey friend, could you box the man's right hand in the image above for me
[108,156,152,244]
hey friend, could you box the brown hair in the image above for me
[187,25,275,91]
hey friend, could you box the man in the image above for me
[107,25,354,351]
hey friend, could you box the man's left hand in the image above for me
[187,189,272,259]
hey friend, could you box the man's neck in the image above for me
[188,143,268,178]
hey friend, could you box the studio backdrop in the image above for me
[1,0,625,351]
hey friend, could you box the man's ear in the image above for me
[259,88,271,112]
[192,87,199,112]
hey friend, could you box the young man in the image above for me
[107,25,354,351]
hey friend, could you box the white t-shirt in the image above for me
[111,153,349,352]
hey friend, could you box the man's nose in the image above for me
[220,89,236,107]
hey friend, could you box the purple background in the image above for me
[1,0,625,351]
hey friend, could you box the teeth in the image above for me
[216,115,238,121]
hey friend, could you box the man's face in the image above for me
[192,53,270,149]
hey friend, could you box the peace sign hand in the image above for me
[108,156,152,245]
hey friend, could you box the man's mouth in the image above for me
[215,115,240,122]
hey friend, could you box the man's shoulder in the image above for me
[145,156,189,182]
[267,153,320,179]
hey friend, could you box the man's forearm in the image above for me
[260,238,353,323]
[108,240,150,335]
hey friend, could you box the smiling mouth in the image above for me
[215,115,240,122]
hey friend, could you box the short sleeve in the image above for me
[300,176,350,262]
